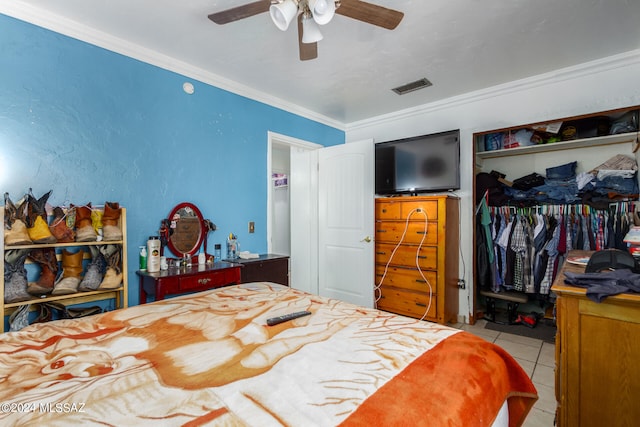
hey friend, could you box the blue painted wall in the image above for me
[0,14,344,307]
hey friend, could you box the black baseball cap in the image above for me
[585,249,638,273]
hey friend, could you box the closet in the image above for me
[473,106,640,321]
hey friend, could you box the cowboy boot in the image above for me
[33,303,53,324]
[9,304,31,332]
[74,203,97,242]
[99,245,123,290]
[45,301,102,319]
[25,189,56,244]
[52,250,84,295]
[49,206,75,243]
[78,246,106,291]
[91,208,104,240]
[4,249,31,303]
[101,202,123,241]
[4,193,32,246]
[27,247,59,295]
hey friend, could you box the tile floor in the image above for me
[451,319,556,427]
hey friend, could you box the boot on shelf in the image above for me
[52,250,84,296]
[74,203,97,242]
[78,246,106,292]
[101,202,123,241]
[99,245,123,290]
[9,304,31,332]
[25,189,56,244]
[49,206,75,243]
[27,247,59,296]
[4,192,32,246]
[45,302,102,319]
[4,249,31,303]
[91,208,103,240]
[33,303,53,324]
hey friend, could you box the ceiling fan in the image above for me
[208,0,404,61]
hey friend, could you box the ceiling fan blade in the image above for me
[298,15,318,61]
[208,0,271,25]
[336,0,404,30]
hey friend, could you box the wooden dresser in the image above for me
[374,195,459,324]
[552,250,640,426]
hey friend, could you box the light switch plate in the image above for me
[248,221,255,233]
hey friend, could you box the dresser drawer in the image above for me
[178,268,240,291]
[377,286,437,320]
[375,243,437,270]
[375,265,437,294]
[375,200,402,220]
[401,200,438,220]
[375,220,437,244]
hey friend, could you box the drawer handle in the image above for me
[415,302,426,307]
[377,229,387,233]
[415,231,426,235]
[382,209,387,213]
[417,255,427,259]
[198,278,212,285]
[376,251,387,255]
[415,279,426,283]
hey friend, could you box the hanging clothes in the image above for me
[475,202,637,299]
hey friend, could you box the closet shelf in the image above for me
[476,131,637,160]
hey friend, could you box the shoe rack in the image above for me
[0,206,128,333]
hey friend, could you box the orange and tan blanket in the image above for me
[0,283,537,426]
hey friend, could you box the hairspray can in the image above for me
[147,236,161,273]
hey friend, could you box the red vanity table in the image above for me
[137,261,241,303]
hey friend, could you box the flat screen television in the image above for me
[375,129,460,195]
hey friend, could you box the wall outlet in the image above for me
[248,221,255,233]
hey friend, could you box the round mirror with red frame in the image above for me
[166,202,206,258]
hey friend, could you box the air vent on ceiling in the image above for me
[392,78,433,95]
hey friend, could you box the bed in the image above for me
[0,282,537,426]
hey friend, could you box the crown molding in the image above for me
[346,49,640,132]
[0,2,345,131]
[4,2,638,135]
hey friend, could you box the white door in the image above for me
[289,147,318,294]
[268,132,321,292]
[318,139,375,308]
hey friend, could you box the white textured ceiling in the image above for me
[3,0,640,126]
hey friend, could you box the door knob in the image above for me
[361,236,372,243]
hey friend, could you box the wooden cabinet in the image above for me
[552,250,640,427]
[229,254,289,286]
[137,262,242,303]
[1,206,128,332]
[375,195,459,324]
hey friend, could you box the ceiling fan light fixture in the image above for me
[309,0,335,25]
[209,0,404,61]
[270,0,299,31]
[302,15,323,43]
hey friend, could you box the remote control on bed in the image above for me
[266,310,312,326]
